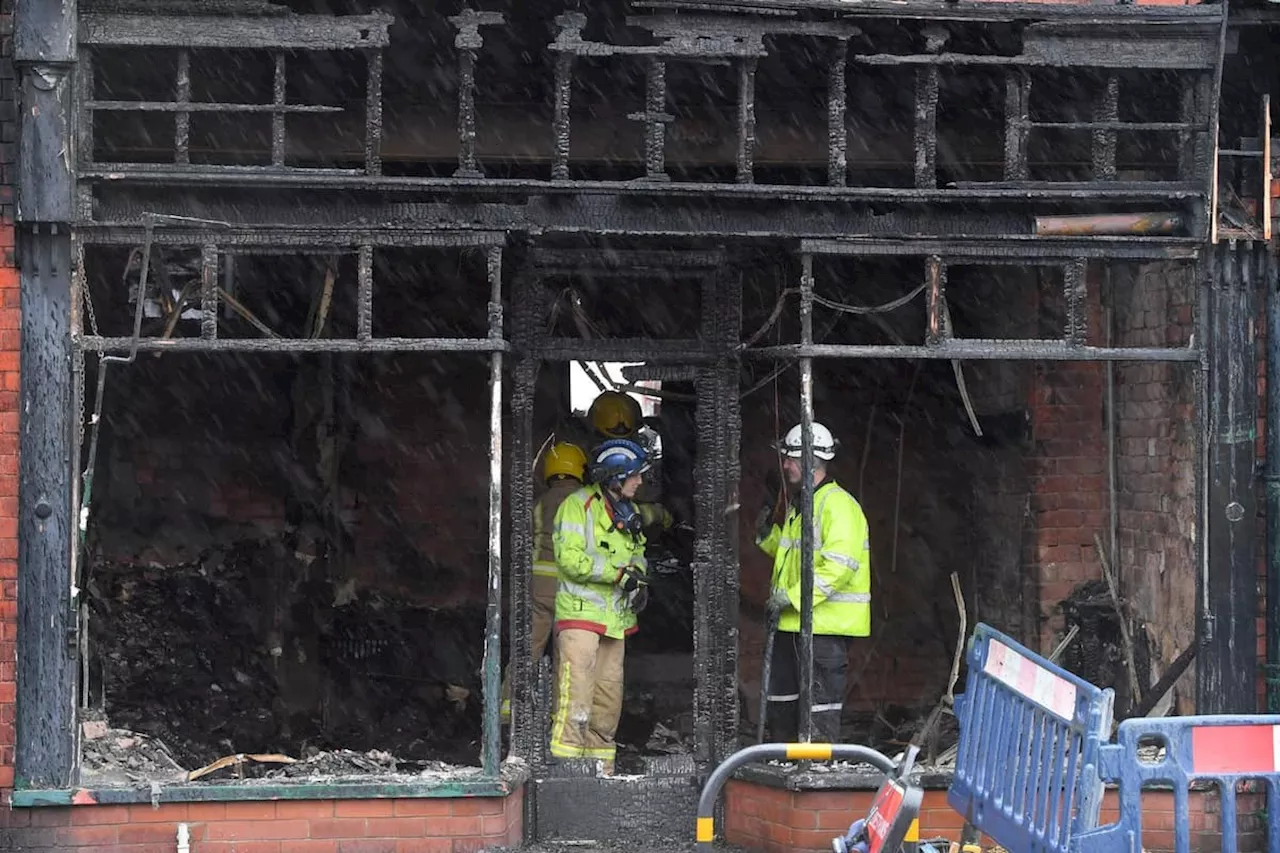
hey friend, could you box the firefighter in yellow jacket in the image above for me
[550,438,651,775]
[500,442,587,724]
[756,421,870,744]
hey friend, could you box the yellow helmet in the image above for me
[543,442,587,484]
[589,391,641,439]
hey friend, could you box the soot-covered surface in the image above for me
[86,539,487,772]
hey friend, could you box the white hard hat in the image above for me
[778,422,837,461]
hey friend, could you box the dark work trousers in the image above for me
[766,631,852,743]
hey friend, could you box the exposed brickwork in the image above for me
[724,780,1265,853]
[1114,262,1200,713]
[2,787,524,852]
[0,5,18,802]
[1028,268,1108,654]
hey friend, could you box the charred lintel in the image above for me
[174,51,190,165]
[925,255,946,346]
[85,100,345,115]
[1004,70,1030,183]
[827,39,848,188]
[634,0,1222,24]
[531,337,719,363]
[1020,22,1220,70]
[78,227,507,250]
[16,225,77,791]
[357,245,373,340]
[799,237,1199,261]
[745,341,1198,362]
[79,12,394,49]
[200,244,218,340]
[450,10,505,179]
[1092,75,1119,182]
[1064,258,1088,347]
[736,58,758,184]
[631,14,858,41]
[77,335,507,354]
[531,248,724,272]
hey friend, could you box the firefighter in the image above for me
[585,390,673,532]
[549,438,652,775]
[500,442,587,725]
[756,421,871,744]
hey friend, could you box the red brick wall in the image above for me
[1113,262,1199,714]
[1028,268,1108,653]
[3,788,524,852]
[724,780,1265,853]
[0,5,18,800]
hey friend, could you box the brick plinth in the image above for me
[2,787,525,852]
[724,780,1266,853]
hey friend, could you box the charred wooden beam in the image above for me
[481,245,504,776]
[450,10,505,179]
[78,335,507,354]
[15,0,78,791]
[1064,258,1088,347]
[746,341,1198,362]
[797,252,816,742]
[271,53,286,168]
[800,237,1198,260]
[356,245,373,340]
[925,254,946,346]
[827,39,848,188]
[174,50,190,165]
[1092,75,1119,182]
[79,12,393,49]
[364,50,383,176]
[736,58,758,184]
[1199,241,1262,714]
[1004,70,1030,183]
[200,244,217,339]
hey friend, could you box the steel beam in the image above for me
[1199,241,1261,714]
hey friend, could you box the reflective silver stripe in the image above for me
[767,694,800,702]
[821,550,860,571]
[815,576,840,599]
[827,592,871,604]
[811,702,843,713]
[560,580,608,610]
[588,554,612,582]
[533,561,559,578]
[558,522,586,535]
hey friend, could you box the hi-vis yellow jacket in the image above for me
[757,480,871,637]
[553,485,648,639]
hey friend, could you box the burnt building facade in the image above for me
[2,0,1279,850]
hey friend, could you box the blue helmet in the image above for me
[589,439,650,486]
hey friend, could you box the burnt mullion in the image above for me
[926,255,947,346]
[450,10,504,179]
[827,39,848,188]
[201,244,218,339]
[175,49,191,165]
[552,52,574,181]
[357,244,373,339]
[914,66,939,189]
[1065,258,1088,347]
[1092,75,1119,182]
[736,58,758,184]
[643,57,669,181]
[1004,69,1030,181]
[271,52,287,168]
[78,49,95,170]
[364,50,383,176]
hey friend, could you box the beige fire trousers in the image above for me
[549,628,624,767]
[500,575,559,721]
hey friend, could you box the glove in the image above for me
[629,584,650,614]
[618,565,647,593]
[766,589,790,620]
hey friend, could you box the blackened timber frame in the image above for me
[61,233,513,785]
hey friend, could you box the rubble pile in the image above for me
[86,539,488,775]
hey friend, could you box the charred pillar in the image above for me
[1265,247,1280,712]
[1199,241,1260,714]
[14,0,77,789]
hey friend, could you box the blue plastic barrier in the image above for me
[1074,715,1280,853]
[947,624,1115,853]
[949,624,1280,853]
